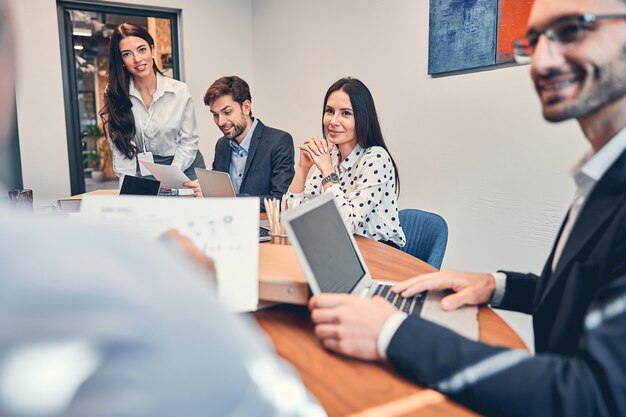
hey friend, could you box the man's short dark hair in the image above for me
[203,76,252,108]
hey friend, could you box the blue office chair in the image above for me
[398,209,448,269]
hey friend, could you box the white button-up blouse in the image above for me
[109,73,200,178]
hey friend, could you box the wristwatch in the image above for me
[321,172,340,187]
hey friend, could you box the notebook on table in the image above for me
[280,193,478,340]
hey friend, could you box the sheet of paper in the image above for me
[77,195,259,312]
[140,161,190,189]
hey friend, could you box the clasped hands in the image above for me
[308,270,496,360]
[298,136,334,174]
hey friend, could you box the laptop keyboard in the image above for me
[258,227,272,242]
[157,189,179,197]
[372,284,426,315]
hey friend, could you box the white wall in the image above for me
[13,0,253,205]
[14,0,70,205]
[250,0,589,348]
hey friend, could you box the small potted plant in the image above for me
[84,124,108,181]
[86,149,105,182]
[85,124,103,142]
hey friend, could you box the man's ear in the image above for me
[242,100,252,117]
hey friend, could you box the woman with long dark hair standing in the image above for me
[288,77,405,247]
[100,23,205,182]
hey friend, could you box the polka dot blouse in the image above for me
[288,144,406,247]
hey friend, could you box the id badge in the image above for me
[138,151,154,176]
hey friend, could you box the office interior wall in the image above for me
[13,0,70,205]
[251,0,588,348]
[13,0,253,205]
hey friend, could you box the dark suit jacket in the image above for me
[387,149,626,416]
[212,119,294,212]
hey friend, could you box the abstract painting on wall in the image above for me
[428,0,534,75]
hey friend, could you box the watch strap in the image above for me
[321,172,339,187]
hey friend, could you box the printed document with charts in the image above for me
[76,195,259,312]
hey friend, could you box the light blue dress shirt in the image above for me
[229,118,258,194]
[0,203,325,417]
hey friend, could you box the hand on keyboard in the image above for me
[373,284,425,315]
[391,270,495,311]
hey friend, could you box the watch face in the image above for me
[330,173,339,182]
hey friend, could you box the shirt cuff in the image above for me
[286,192,304,205]
[377,311,408,360]
[170,159,184,170]
[489,272,507,306]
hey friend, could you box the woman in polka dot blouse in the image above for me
[288,77,406,247]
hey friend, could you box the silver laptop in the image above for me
[194,168,271,242]
[281,193,478,340]
[194,168,237,198]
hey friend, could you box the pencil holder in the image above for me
[264,196,290,245]
[269,232,289,245]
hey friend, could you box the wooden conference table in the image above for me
[255,236,527,417]
[73,190,526,416]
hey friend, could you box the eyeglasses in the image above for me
[513,13,626,64]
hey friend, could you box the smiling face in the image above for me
[209,94,252,142]
[323,90,357,150]
[529,0,626,122]
[118,36,155,79]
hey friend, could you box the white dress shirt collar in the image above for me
[129,72,175,106]
[572,126,626,197]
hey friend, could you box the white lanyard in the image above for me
[138,107,155,153]
[136,101,156,177]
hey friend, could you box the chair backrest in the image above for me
[398,209,448,269]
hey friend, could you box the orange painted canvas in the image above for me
[497,0,535,63]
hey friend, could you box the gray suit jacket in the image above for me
[212,119,295,211]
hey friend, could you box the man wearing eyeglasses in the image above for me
[309,0,626,416]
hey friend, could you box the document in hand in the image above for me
[77,195,260,312]
[140,160,190,189]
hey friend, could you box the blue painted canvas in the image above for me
[428,0,498,74]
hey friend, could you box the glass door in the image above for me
[58,2,180,194]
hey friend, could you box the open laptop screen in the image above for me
[288,198,366,293]
[120,175,160,196]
